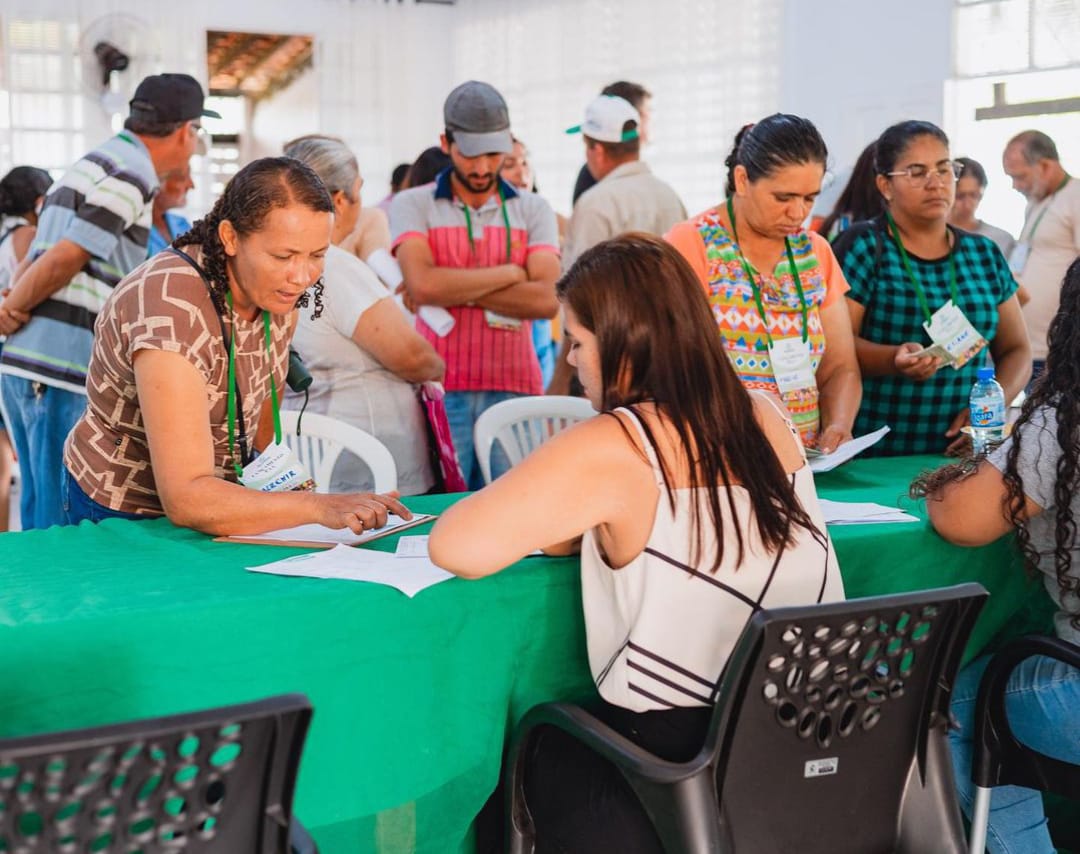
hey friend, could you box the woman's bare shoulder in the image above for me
[749,392,805,473]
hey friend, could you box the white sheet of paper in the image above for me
[229,514,434,547]
[818,499,918,525]
[395,534,544,559]
[247,544,455,597]
[809,426,891,474]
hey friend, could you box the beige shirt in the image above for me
[563,161,687,270]
[1019,178,1080,360]
[65,247,291,514]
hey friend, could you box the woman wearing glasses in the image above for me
[666,114,861,454]
[832,121,1030,456]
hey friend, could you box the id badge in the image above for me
[484,310,522,331]
[1008,242,1030,275]
[238,440,316,492]
[768,337,817,396]
[922,300,987,369]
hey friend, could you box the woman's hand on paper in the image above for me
[318,491,412,533]
[815,423,853,455]
[894,342,941,381]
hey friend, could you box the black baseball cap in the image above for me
[128,73,220,123]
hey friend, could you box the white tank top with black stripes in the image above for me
[581,397,845,713]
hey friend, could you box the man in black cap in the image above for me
[0,73,216,530]
[391,81,560,489]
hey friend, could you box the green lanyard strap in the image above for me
[725,197,808,347]
[1023,174,1070,243]
[460,184,513,264]
[225,292,282,479]
[884,211,958,325]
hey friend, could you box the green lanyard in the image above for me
[885,210,958,325]
[225,292,281,478]
[1023,174,1071,243]
[725,197,808,347]
[460,185,513,263]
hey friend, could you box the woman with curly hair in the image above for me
[912,257,1080,852]
[62,156,408,534]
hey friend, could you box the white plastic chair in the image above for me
[279,410,397,494]
[473,395,596,485]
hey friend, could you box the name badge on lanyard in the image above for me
[1010,175,1069,276]
[769,337,817,396]
[463,185,522,331]
[238,440,315,492]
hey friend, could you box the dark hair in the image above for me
[1008,130,1059,165]
[557,233,821,573]
[0,166,53,217]
[874,120,949,174]
[390,162,410,193]
[600,81,651,112]
[173,157,332,316]
[585,121,641,160]
[405,147,451,189]
[122,116,187,138]
[912,257,1080,629]
[724,114,828,197]
[819,141,882,237]
[955,156,988,188]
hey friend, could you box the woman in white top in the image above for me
[430,233,843,853]
[0,165,53,531]
[281,136,444,494]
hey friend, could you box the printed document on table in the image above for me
[246,544,455,597]
[218,513,434,548]
[395,535,545,559]
[809,426,891,474]
[818,499,918,525]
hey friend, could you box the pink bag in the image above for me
[420,382,468,493]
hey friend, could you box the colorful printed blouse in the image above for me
[666,207,850,445]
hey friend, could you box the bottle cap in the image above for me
[977,367,995,382]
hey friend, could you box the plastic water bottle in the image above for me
[969,367,1006,455]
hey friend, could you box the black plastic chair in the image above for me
[968,634,1080,854]
[0,693,317,853]
[506,583,988,854]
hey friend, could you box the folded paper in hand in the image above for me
[809,426,890,474]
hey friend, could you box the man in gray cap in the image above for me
[0,72,214,529]
[391,81,560,489]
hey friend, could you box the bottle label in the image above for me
[971,399,1005,428]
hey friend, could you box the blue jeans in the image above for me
[443,390,515,491]
[61,467,146,526]
[0,375,86,530]
[949,651,1080,853]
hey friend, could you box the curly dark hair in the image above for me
[173,156,332,317]
[912,257,1080,629]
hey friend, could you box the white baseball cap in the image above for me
[566,95,640,144]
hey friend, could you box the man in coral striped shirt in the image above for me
[392,81,560,489]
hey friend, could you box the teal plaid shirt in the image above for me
[834,217,1018,456]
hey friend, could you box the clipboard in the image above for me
[214,513,437,549]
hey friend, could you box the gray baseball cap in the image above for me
[443,81,513,157]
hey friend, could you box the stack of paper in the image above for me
[221,513,434,548]
[818,499,919,525]
[247,543,454,597]
[808,426,891,474]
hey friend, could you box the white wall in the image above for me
[779,0,953,185]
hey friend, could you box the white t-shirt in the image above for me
[1018,179,1080,360]
[0,216,30,293]
[283,245,434,495]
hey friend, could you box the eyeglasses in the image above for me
[885,160,963,186]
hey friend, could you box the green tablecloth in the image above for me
[0,454,1047,853]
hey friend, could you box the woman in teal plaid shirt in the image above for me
[833,121,1030,457]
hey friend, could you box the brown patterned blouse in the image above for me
[64,247,291,515]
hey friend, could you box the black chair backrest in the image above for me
[973,634,1080,800]
[706,584,987,854]
[0,693,312,853]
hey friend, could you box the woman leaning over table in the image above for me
[281,135,444,495]
[912,258,1080,853]
[832,120,1030,457]
[61,157,408,534]
[666,114,861,453]
[430,234,843,853]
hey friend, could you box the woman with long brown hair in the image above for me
[913,257,1080,853]
[430,233,843,852]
